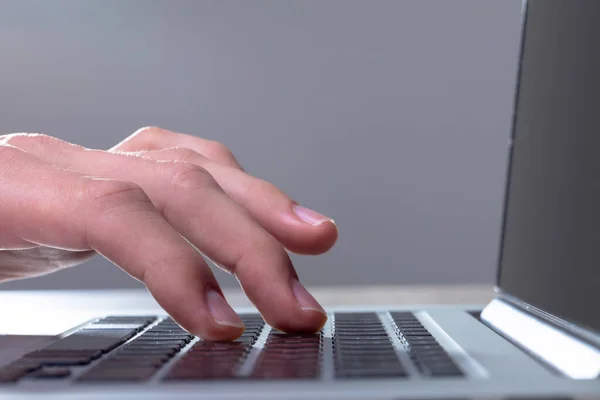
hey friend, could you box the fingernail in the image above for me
[206,288,245,328]
[292,279,326,314]
[293,204,334,226]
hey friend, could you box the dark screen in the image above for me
[498,0,600,334]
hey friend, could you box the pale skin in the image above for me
[0,127,338,341]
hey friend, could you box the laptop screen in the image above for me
[497,0,600,334]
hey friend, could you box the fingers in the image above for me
[138,147,338,255]
[0,141,244,341]
[110,126,244,170]
[111,127,338,254]
[6,134,328,333]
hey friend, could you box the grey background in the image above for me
[0,0,522,290]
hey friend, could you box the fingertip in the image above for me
[190,323,245,342]
[259,278,328,334]
[283,217,339,255]
[268,309,328,334]
[205,287,245,328]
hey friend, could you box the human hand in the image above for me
[0,127,338,341]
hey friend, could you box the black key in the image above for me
[335,335,386,341]
[45,329,137,353]
[118,347,178,355]
[337,349,398,357]
[23,350,102,366]
[151,326,184,332]
[25,349,102,360]
[130,340,186,347]
[101,359,166,368]
[249,331,321,380]
[162,330,256,382]
[110,353,172,361]
[185,353,247,361]
[165,363,239,380]
[400,331,432,337]
[335,341,393,346]
[187,349,247,357]
[407,344,443,351]
[243,324,264,329]
[336,367,407,378]
[30,367,71,379]
[0,358,44,383]
[333,315,408,379]
[335,330,389,336]
[140,332,192,339]
[239,313,264,319]
[335,312,379,318]
[96,316,156,325]
[335,325,383,330]
[178,356,244,365]
[337,354,400,362]
[0,367,31,383]
[165,363,240,381]
[78,367,157,382]
[336,325,386,330]
[3,359,42,373]
[25,357,90,366]
[190,342,248,350]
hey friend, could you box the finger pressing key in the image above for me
[6,134,328,335]
[0,144,244,341]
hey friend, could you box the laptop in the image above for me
[0,0,598,398]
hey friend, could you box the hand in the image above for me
[0,127,338,341]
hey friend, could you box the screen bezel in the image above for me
[494,0,529,291]
[491,0,600,345]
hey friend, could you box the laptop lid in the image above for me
[495,0,600,336]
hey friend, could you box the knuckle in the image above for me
[0,144,29,177]
[0,144,26,164]
[133,126,164,140]
[256,179,284,198]
[82,178,150,216]
[206,140,234,159]
[28,133,58,146]
[167,163,216,193]
[169,147,203,163]
[2,133,66,150]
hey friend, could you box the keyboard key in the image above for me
[333,313,406,379]
[45,329,137,353]
[163,319,265,381]
[336,367,407,378]
[250,331,321,380]
[389,313,464,378]
[0,367,31,383]
[130,340,187,348]
[30,367,71,379]
[78,366,157,382]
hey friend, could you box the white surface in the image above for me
[481,298,600,380]
[0,287,599,399]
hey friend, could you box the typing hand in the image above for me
[0,127,337,340]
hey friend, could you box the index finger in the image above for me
[0,145,244,340]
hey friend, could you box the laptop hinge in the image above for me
[480,298,600,379]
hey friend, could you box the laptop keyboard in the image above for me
[0,312,464,383]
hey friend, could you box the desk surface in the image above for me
[230,284,495,307]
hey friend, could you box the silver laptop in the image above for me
[0,1,599,398]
